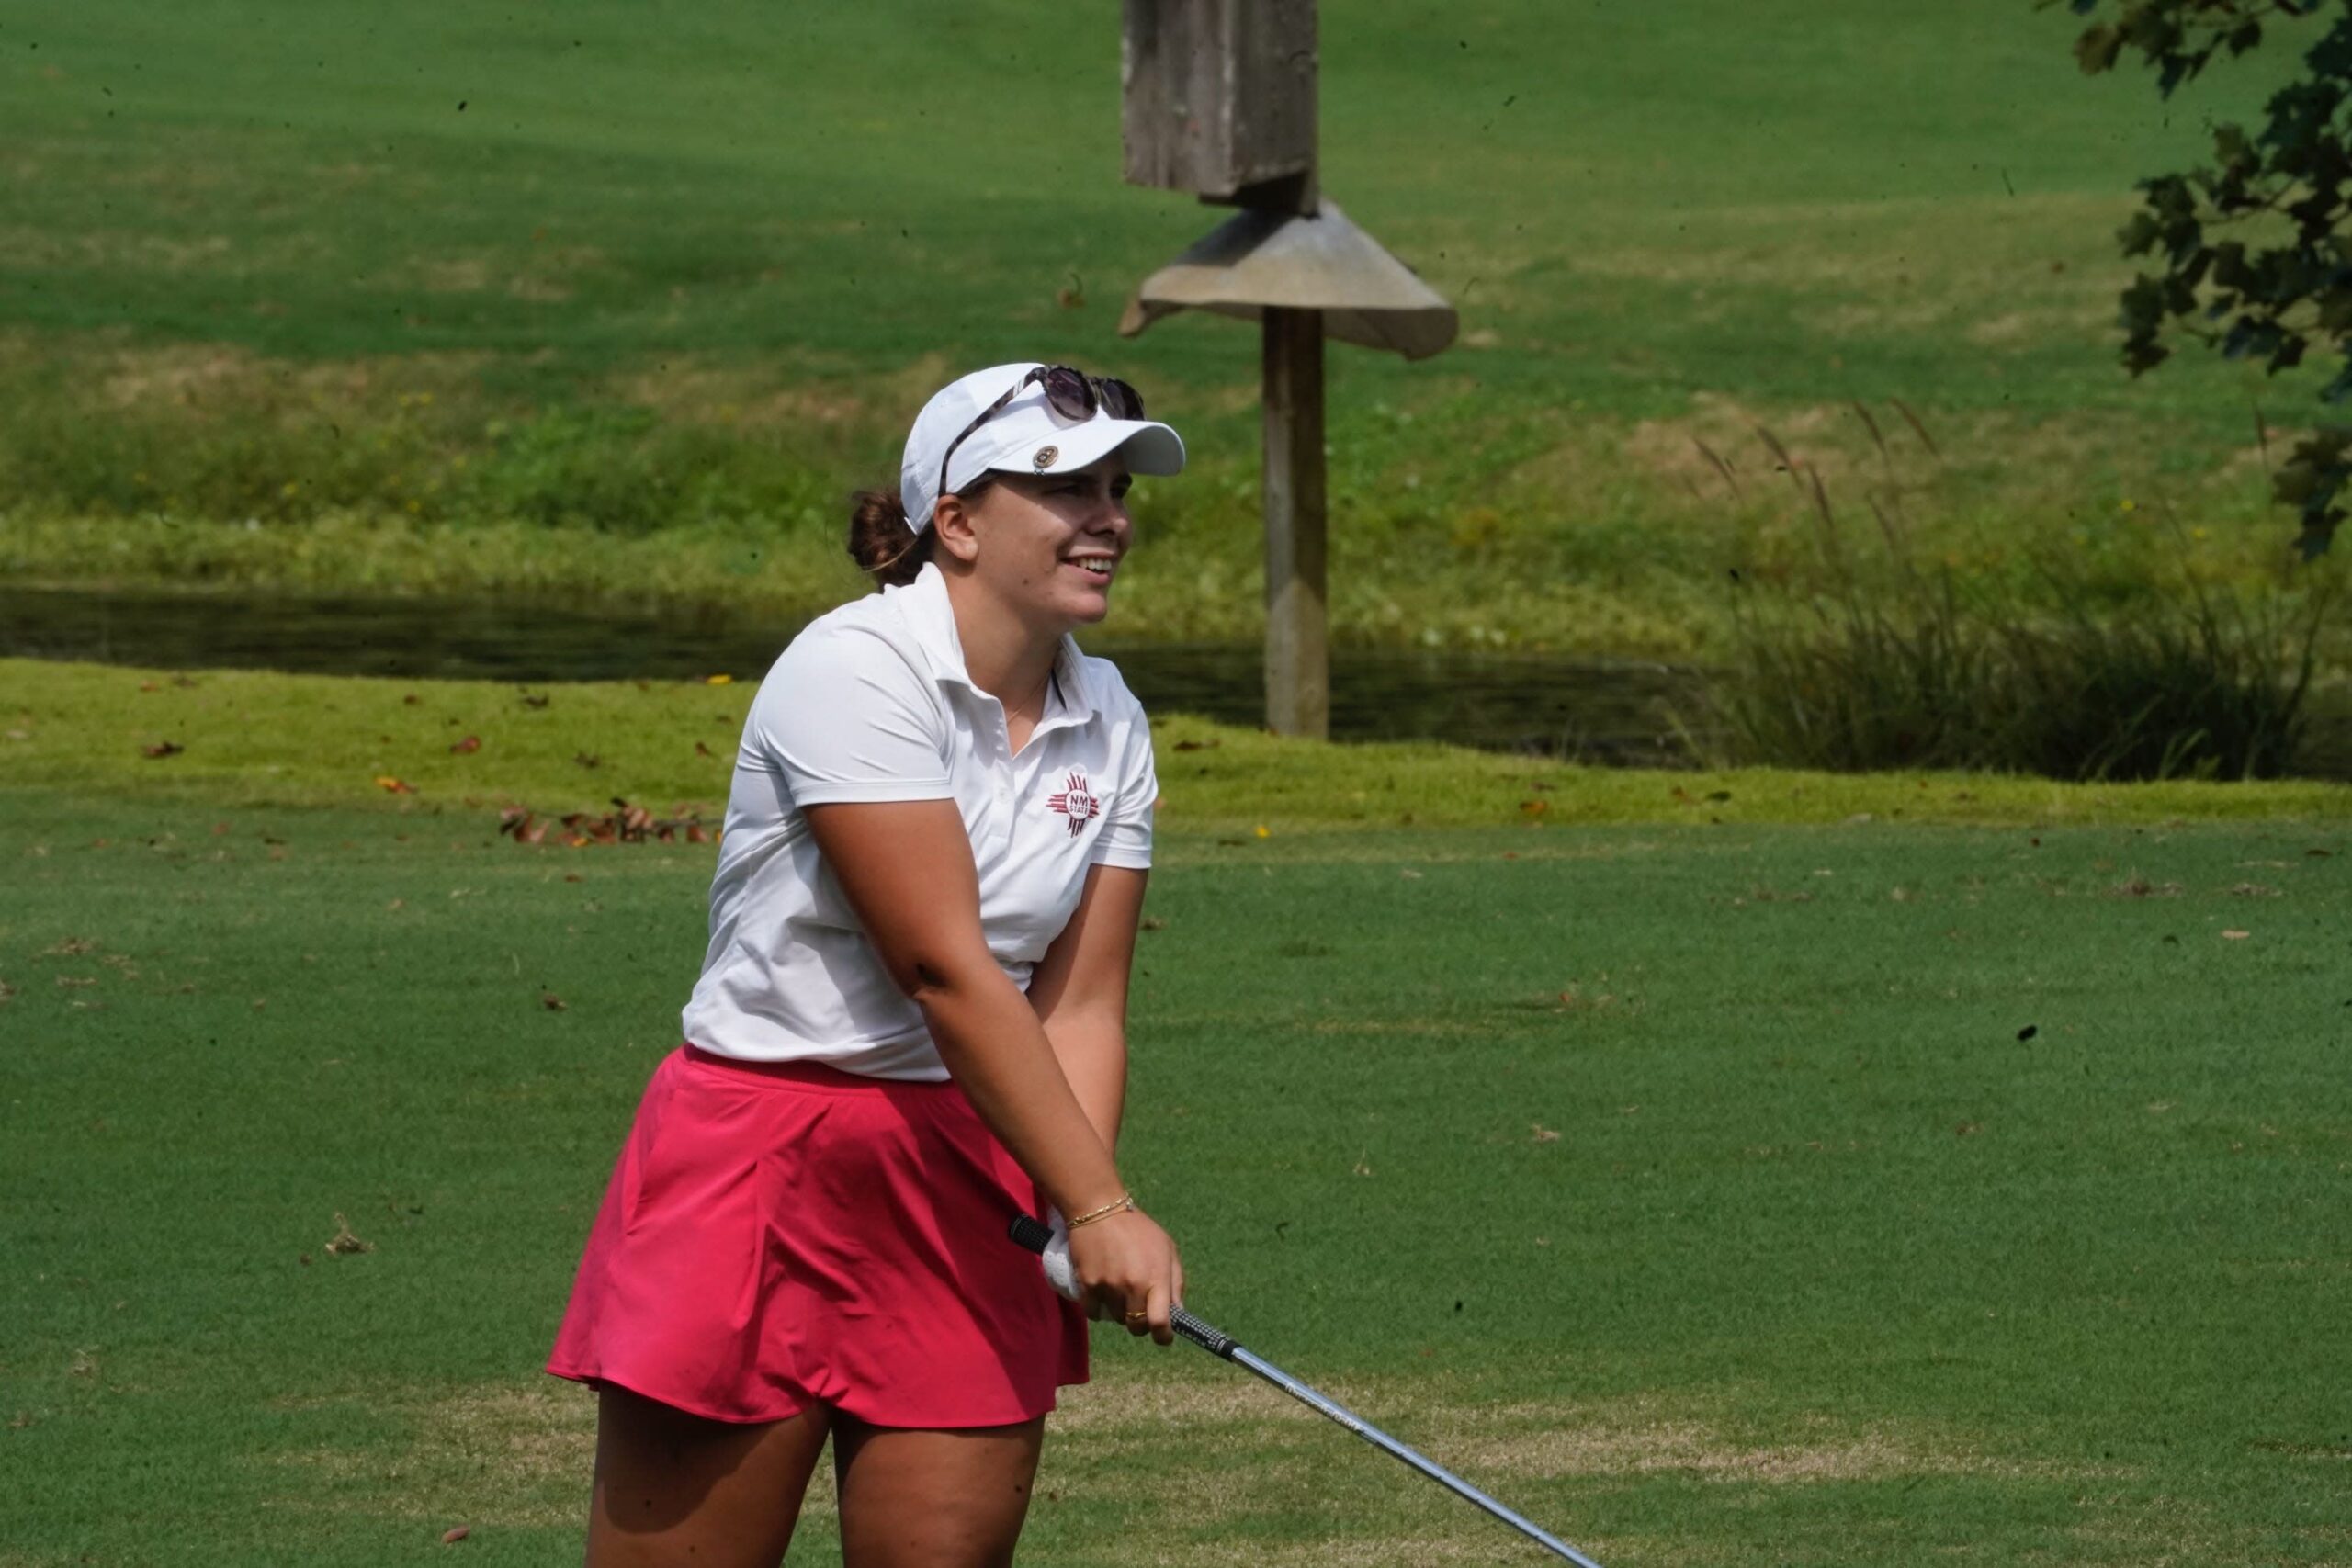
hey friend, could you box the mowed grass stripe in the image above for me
[1,789,2345,1564]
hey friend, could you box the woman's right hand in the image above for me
[1068,1207,1184,1345]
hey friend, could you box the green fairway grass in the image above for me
[4,0,2342,653]
[2,780,2346,1566]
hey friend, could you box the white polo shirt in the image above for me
[680,563,1157,1080]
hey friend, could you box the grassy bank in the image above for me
[6,658,2348,829]
[4,0,2346,653]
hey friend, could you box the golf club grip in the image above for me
[1006,1215,1237,1357]
[1171,1306,1238,1359]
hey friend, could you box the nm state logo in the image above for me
[1046,771,1101,837]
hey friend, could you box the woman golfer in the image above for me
[549,363,1188,1566]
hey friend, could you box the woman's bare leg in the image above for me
[585,1384,832,1568]
[832,1414,1046,1568]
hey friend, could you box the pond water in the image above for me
[0,586,1704,765]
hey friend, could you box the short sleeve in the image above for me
[1089,701,1157,871]
[745,624,953,806]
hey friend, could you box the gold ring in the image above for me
[1124,1309,1148,1323]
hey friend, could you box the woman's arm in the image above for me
[1023,864,1148,1154]
[803,801,1182,1337]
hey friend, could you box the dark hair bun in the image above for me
[848,490,933,588]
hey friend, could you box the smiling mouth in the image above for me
[1068,558,1115,580]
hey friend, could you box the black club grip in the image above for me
[1009,1213,1055,1254]
[1172,1306,1238,1359]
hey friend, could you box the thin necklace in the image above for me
[1006,671,1050,729]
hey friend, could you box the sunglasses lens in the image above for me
[1098,378,1145,420]
[1039,366,1095,422]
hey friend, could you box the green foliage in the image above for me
[1702,432,2341,779]
[2061,0,2352,555]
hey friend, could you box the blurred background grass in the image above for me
[3,0,2338,660]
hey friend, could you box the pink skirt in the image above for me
[548,1043,1088,1427]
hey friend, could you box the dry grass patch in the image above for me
[1053,1372,1327,1438]
[88,340,492,417]
[272,1379,599,1531]
[1063,1375,2115,1492]
[1417,1396,2128,1491]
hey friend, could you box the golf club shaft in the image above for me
[1189,1322,1604,1568]
[1009,1217,1603,1567]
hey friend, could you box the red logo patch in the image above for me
[1046,771,1101,837]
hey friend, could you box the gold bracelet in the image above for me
[1066,1193,1136,1230]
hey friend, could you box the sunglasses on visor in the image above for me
[936,366,1146,502]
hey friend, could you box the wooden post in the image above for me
[1120,0,1342,739]
[1123,0,1317,199]
[1262,305,1328,738]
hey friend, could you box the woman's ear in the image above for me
[931,491,983,565]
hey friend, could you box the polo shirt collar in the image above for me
[894,562,1099,728]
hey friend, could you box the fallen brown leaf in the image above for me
[324,1213,372,1255]
[1531,1124,1561,1144]
[402,694,421,705]
[141,740,184,760]
[375,776,416,795]
[2221,930,2252,940]
[504,799,707,849]
[442,1525,471,1545]
[695,741,717,759]
[449,735,481,755]
[541,993,567,1012]
[573,752,602,770]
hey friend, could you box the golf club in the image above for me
[1008,1213,1606,1567]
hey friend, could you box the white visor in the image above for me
[898,362,1186,535]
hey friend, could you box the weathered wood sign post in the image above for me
[1118,0,1455,739]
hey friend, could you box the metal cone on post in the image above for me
[1117,0,1456,739]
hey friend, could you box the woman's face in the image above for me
[947,456,1135,631]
